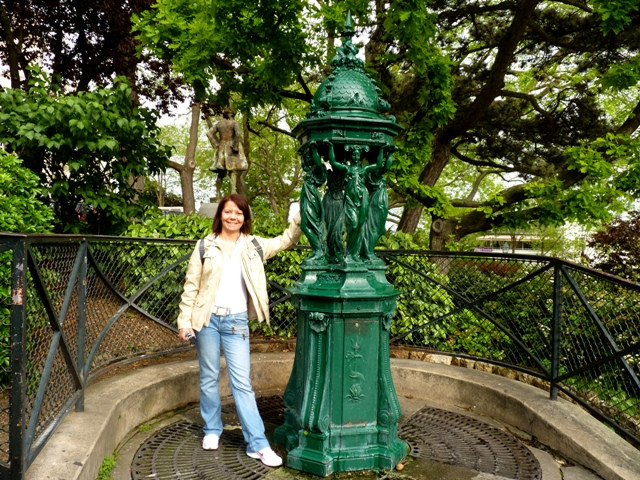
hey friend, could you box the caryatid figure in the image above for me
[300,141,328,265]
[327,142,379,263]
[361,144,395,262]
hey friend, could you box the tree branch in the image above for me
[450,147,516,171]
[256,121,295,138]
[443,0,541,141]
[278,89,313,102]
[528,20,589,51]
[438,2,518,23]
[167,159,184,172]
[297,71,313,100]
[466,169,497,203]
[618,98,640,135]
[210,54,250,75]
[499,88,554,122]
[451,199,481,208]
[554,0,591,13]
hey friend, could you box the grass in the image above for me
[96,452,118,480]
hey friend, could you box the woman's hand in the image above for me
[179,328,195,343]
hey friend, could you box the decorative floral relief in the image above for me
[345,335,365,402]
[347,383,365,402]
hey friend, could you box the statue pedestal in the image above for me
[198,202,219,218]
[275,264,407,476]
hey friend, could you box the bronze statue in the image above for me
[207,108,248,199]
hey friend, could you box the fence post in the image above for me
[9,238,27,480]
[550,262,562,400]
[75,239,88,412]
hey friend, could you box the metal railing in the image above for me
[0,235,638,479]
[379,250,640,448]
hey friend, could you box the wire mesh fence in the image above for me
[0,237,17,480]
[0,236,638,479]
[378,251,640,447]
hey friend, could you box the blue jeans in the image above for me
[195,312,269,453]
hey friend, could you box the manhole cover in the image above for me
[132,396,541,480]
[399,406,541,480]
[131,421,273,480]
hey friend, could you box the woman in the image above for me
[177,193,301,467]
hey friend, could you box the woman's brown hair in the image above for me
[212,193,252,235]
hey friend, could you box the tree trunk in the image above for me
[181,102,199,214]
[0,3,22,88]
[429,216,456,251]
[397,141,451,234]
[398,205,424,233]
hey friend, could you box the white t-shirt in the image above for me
[213,240,248,314]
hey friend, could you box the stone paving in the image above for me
[26,353,638,480]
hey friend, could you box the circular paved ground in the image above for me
[131,396,541,480]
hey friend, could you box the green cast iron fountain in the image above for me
[273,12,407,476]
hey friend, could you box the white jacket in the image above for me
[177,213,302,331]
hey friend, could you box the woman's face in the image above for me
[220,200,244,236]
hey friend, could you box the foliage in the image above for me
[592,0,640,35]
[384,254,513,358]
[96,453,118,480]
[0,0,183,110]
[586,211,640,281]
[125,212,213,240]
[0,150,55,384]
[0,67,171,234]
[389,0,640,246]
[0,150,55,233]
[386,255,454,344]
[377,229,431,250]
[131,0,640,251]
[141,179,183,207]
[243,106,304,228]
[132,0,309,106]
[256,248,308,339]
[6,1,640,248]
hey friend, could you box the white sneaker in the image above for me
[247,447,283,467]
[202,434,219,450]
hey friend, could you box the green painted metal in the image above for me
[274,12,407,476]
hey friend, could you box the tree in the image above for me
[158,118,219,208]
[365,0,640,249]
[0,0,183,109]
[0,68,170,233]
[0,1,184,233]
[132,0,640,250]
[132,0,311,213]
[586,211,640,281]
[243,106,304,229]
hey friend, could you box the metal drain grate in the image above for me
[132,396,541,479]
[131,421,273,480]
[399,406,541,480]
